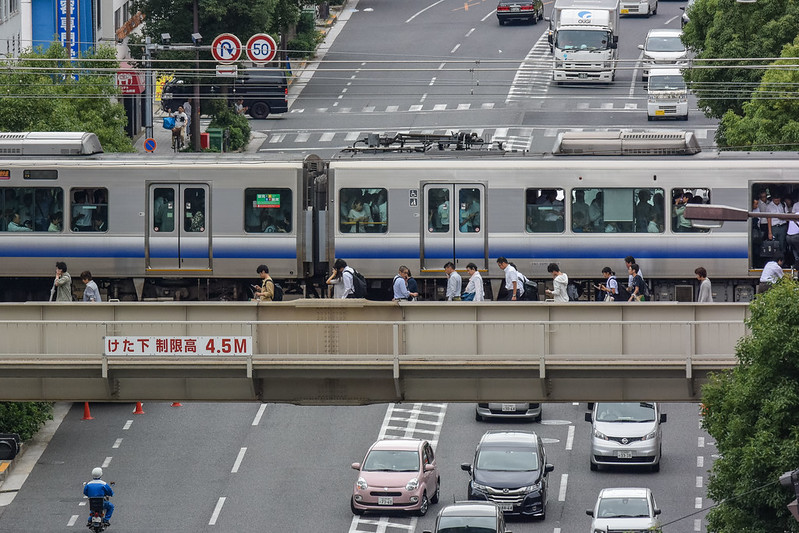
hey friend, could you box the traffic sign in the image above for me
[211,33,242,63]
[144,138,157,152]
[246,34,278,64]
[216,65,239,77]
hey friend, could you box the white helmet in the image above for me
[92,467,103,479]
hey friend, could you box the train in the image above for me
[0,130,795,303]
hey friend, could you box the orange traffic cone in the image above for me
[132,402,145,415]
[170,402,182,407]
[81,402,94,420]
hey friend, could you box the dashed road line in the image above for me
[67,514,78,527]
[565,425,575,451]
[697,455,704,467]
[696,475,703,488]
[558,473,569,501]
[122,420,132,430]
[101,457,112,468]
[209,496,226,526]
[231,447,247,473]
[112,438,122,449]
[252,404,267,426]
[695,497,703,509]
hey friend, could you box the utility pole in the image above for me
[192,0,201,151]
[143,37,154,140]
[65,0,72,55]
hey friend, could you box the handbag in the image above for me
[760,239,783,258]
[461,292,475,302]
[604,293,614,303]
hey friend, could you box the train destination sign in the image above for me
[255,193,281,208]
[104,336,252,356]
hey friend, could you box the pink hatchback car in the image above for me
[351,438,440,516]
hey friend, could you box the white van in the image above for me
[620,0,657,17]
[647,68,689,121]
[638,28,688,80]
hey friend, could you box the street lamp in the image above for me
[160,33,171,45]
[191,33,202,45]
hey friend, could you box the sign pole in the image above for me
[144,37,154,140]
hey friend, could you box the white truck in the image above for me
[547,0,620,83]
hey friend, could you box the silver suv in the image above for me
[587,487,662,532]
[585,402,666,472]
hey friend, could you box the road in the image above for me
[253,0,717,157]
[0,401,713,532]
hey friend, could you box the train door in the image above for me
[421,183,487,271]
[146,184,211,271]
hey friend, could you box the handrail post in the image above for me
[393,323,402,400]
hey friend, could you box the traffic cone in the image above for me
[170,402,182,407]
[132,402,145,415]
[81,402,94,420]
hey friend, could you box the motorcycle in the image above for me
[86,482,114,532]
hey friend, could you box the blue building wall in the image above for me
[31,0,94,56]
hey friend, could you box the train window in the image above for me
[672,188,710,233]
[340,188,387,234]
[459,188,481,233]
[153,188,175,232]
[70,188,108,232]
[184,188,206,232]
[244,188,293,233]
[0,187,63,232]
[428,188,450,233]
[526,188,565,233]
[572,188,664,233]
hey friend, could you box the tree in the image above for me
[0,45,133,152]
[717,37,799,150]
[0,402,53,442]
[701,279,799,532]
[682,0,799,119]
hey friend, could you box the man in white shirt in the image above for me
[545,263,569,302]
[496,257,522,301]
[444,262,462,301]
[765,191,788,254]
[786,195,799,265]
[757,256,784,294]
[171,106,188,148]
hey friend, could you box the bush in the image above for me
[208,108,251,152]
[287,30,323,59]
[297,11,315,34]
[0,402,54,441]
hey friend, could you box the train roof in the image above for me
[0,132,104,156]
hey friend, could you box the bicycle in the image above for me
[171,127,184,152]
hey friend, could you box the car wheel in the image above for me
[590,460,598,471]
[651,461,660,472]
[680,114,689,121]
[249,101,271,120]
[498,18,505,25]
[417,492,429,516]
[475,411,482,422]
[646,4,652,16]
[647,115,654,121]
[431,479,440,504]
[652,1,657,14]
[534,412,542,422]
[351,497,365,516]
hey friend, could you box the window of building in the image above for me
[0,187,64,232]
[244,188,292,233]
[339,188,387,233]
[184,188,205,232]
[671,188,710,233]
[9,0,17,14]
[114,8,121,31]
[525,188,565,233]
[153,187,174,232]
[572,188,664,233]
[70,188,108,232]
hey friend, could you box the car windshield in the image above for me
[597,496,651,518]
[556,30,610,51]
[646,36,685,52]
[596,402,656,422]
[438,516,497,533]
[649,75,686,91]
[475,448,539,471]
[362,450,420,472]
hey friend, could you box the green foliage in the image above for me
[286,33,322,59]
[0,402,54,442]
[717,37,799,150]
[208,107,251,151]
[0,45,133,152]
[297,11,316,34]
[701,278,799,532]
[269,0,302,35]
[682,0,799,119]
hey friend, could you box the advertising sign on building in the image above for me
[57,0,79,60]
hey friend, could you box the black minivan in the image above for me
[161,68,288,119]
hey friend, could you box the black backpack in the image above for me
[267,279,284,302]
[523,280,538,301]
[350,270,367,298]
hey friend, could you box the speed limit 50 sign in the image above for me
[246,34,278,64]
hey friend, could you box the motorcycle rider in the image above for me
[84,467,114,526]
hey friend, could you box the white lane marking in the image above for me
[295,132,310,142]
[341,88,348,93]
[429,77,437,86]
[481,102,495,109]
[67,515,78,527]
[406,0,446,23]
[697,455,704,468]
[419,94,427,103]
[565,425,575,451]
[102,456,112,468]
[494,127,509,138]
[696,476,703,488]
[457,103,471,110]
[231,447,247,473]
[630,50,644,97]
[112,438,122,449]
[433,104,447,111]
[694,518,702,531]
[667,14,679,24]
[695,497,703,509]
[363,106,375,112]
[209,496,226,525]
[572,402,579,406]
[558,474,568,501]
[346,82,352,86]
[333,102,339,107]
[554,529,561,533]
[345,131,361,141]
[79,501,86,506]
[438,62,446,70]
[122,420,132,430]
[698,436,705,448]
[481,9,496,21]
[320,132,335,142]
[451,43,461,54]
[410,104,424,111]
[252,404,267,426]
[386,105,399,113]
[466,27,475,37]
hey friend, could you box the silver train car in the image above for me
[0,132,796,302]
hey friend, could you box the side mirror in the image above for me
[586,509,594,516]
[545,463,555,474]
[638,44,644,50]
[351,462,361,470]
[610,41,618,49]
[654,508,662,515]
[680,5,685,9]
[424,464,435,472]
[660,413,667,423]
[544,16,550,21]
[460,463,472,473]
[585,412,592,422]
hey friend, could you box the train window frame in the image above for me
[153,187,175,233]
[70,187,108,233]
[184,187,206,233]
[428,187,450,233]
[525,188,565,234]
[458,187,481,233]
[0,186,64,233]
[671,188,711,233]
[570,187,665,234]
[244,188,293,234]
[339,188,388,234]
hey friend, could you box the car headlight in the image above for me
[593,429,608,440]
[642,430,657,441]
[471,482,489,492]
[521,481,542,492]
[356,477,368,490]
[648,96,657,103]
[405,478,419,491]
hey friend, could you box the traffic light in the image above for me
[0,433,21,460]
[779,469,799,522]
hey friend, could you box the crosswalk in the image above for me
[506,32,553,103]
[288,102,497,114]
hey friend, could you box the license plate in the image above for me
[511,6,520,10]
[502,403,517,412]
[617,450,633,459]
[655,110,665,116]
[621,8,629,13]
[378,496,393,506]
[498,503,514,511]
[578,73,588,79]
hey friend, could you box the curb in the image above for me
[0,443,25,486]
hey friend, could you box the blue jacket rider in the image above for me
[84,467,114,524]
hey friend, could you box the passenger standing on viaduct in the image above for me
[695,267,713,303]
[253,264,274,302]
[545,263,569,302]
[496,257,522,301]
[444,262,462,301]
[52,261,72,302]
